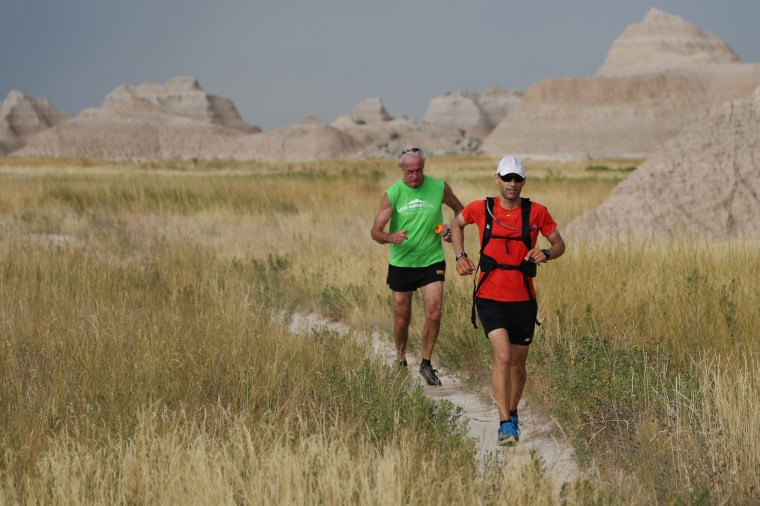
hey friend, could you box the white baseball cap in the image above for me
[496,155,525,179]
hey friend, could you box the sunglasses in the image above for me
[400,146,421,155]
[498,173,525,183]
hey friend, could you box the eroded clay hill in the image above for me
[13,97,244,159]
[566,88,760,239]
[15,78,265,159]
[482,8,760,159]
[105,77,260,133]
[423,86,522,140]
[0,91,69,155]
[330,97,470,157]
[15,90,469,161]
[8,8,760,163]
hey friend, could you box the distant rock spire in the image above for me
[104,77,260,133]
[422,86,521,139]
[349,98,392,124]
[596,8,740,76]
[1,90,69,153]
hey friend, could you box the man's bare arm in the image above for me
[442,182,465,216]
[451,213,476,275]
[525,229,566,263]
[370,194,407,245]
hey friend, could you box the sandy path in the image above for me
[288,313,579,488]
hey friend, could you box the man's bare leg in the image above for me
[509,343,529,412]
[419,281,444,360]
[488,328,511,421]
[392,290,413,362]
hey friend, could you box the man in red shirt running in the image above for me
[450,155,565,446]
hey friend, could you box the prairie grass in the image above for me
[1,156,758,504]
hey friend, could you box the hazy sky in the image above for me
[2,1,759,130]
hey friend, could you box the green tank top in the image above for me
[386,176,445,267]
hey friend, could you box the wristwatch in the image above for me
[541,248,551,259]
[455,252,468,261]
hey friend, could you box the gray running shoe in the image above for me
[418,362,442,386]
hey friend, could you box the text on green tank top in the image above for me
[387,176,445,267]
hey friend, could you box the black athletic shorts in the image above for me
[387,261,445,292]
[475,297,537,345]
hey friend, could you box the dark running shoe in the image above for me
[418,362,442,386]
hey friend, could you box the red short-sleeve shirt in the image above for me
[462,198,557,301]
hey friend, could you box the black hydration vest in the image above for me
[471,197,537,328]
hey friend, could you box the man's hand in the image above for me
[456,256,476,276]
[389,229,408,244]
[525,247,549,264]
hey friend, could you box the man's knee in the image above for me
[420,282,444,320]
[425,306,442,325]
[394,312,411,328]
[393,292,412,319]
[492,347,509,368]
[393,304,412,328]
[510,360,527,378]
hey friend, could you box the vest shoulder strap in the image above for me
[481,197,494,254]
[520,197,532,250]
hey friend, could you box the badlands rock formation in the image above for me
[13,90,465,160]
[596,8,739,76]
[566,88,760,239]
[346,97,392,124]
[105,77,260,133]
[0,91,69,154]
[14,98,243,159]
[483,8,760,159]
[331,98,465,157]
[16,80,367,161]
[423,86,521,140]
[205,123,364,161]
[8,9,759,163]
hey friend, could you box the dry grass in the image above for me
[1,155,757,504]
[0,157,578,505]
[6,406,578,505]
[533,239,760,503]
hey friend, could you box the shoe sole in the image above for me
[497,436,518,447]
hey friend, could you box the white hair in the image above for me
[397,145,426,167]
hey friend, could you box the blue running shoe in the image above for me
[510,416,523,442]
[497,420,519,446]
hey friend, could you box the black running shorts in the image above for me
[386,261,446,292]
[475,298,537,345]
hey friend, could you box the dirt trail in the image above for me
[288,313,579,488]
